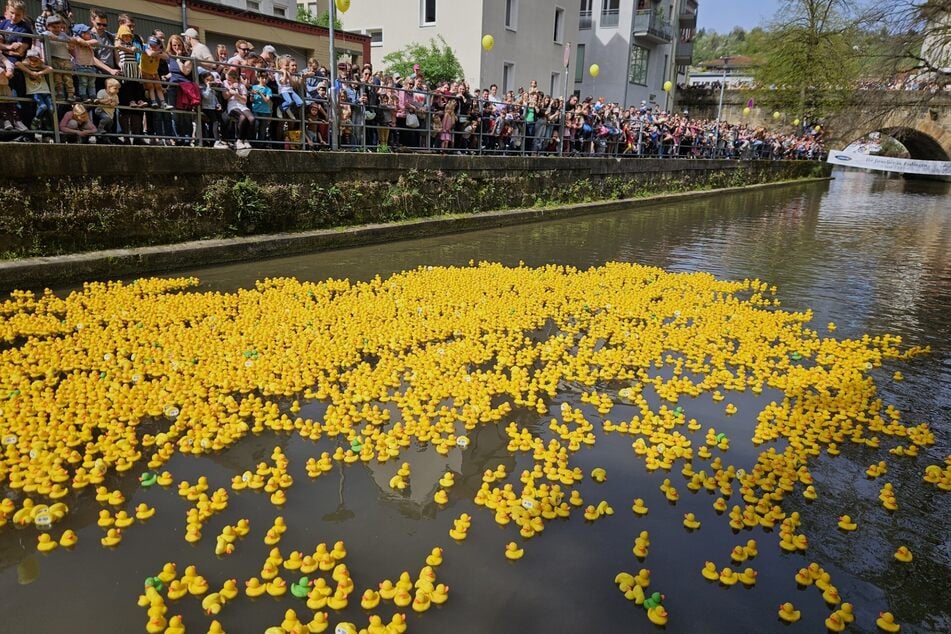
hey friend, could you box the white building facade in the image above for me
[335,0,581,97]
[574,0,697,107]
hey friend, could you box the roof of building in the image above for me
[696,55,759,70]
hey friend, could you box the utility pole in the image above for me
[664,0,682,113]
[328,0,338,151]
[714,56,728,155]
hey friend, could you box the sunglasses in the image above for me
[95,22,107,27]
[240,48,251,52]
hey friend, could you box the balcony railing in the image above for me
[579,9,592,30]
[600,8,619,28]
[633,10,671,43]
[675,40,695,65]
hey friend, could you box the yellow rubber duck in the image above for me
[360,589,380,610]
[135,503,156,521]
[777,602,801,623]
[331,540,347,561]
[266,577,287,597]
[682,513,701,530]
[712,497,727,513]
[284,550,304,571]
[220,579,239,600]
[701,561,719,581]
[201,592,223,615]
[822,586,841,605]
[305,612,328,633]
[101,528,122,547]
[434,489,449,504]
[838,515,858,531]
[794,568,813,586]
[97,509,114,528]
[719,567,738,586]
[326,588,348,610]
[505,542,524,560]
[730,545,747,563]
[393,589,412,608]
[837,603,855,623]
[894,546,913,562]
[426,547,443,567]
[164,615,185,634]
[167,580,188,601]
[189,576,209,596]
[37,533,58,553]
[411,589,432,613]
[439,472,456,488]
[388,613,407,634]
[59,529,78,548]
[646,606,668,626]
[591,467,607,483]
[876,612,900,632]
[825,613,846,632]
[378,579,397,600]
[744,539,758,558]
[738,568,757,586]
[631,498,649,515]
[431,583,449,604]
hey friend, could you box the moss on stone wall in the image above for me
[0,160,827,258]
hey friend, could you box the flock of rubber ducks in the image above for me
[0,264,943,632]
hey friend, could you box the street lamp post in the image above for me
[714,55,729,157]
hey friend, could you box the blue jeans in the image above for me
[281,91,303,111]
[32,93,53,118]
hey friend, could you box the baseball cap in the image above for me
[46,15,63,25]
[262,45,276,55]
[72,24,91,35]
[182,27,199,38]
[147,36,161,47]
[26,48,41,58]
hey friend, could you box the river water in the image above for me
[3,169,949,633]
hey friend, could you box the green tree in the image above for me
[753,0,878,121]
[296,6,343,29]
[381,36,464,86]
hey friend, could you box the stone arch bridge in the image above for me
[677,88,951,161]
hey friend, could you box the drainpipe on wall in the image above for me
[665,0,682,113]
[180,0,187,32]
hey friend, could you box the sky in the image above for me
[697,0,783,33]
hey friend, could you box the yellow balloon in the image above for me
[772,111,781,120]
[793,118,800,125]
[335,0,350,13]
[742,106,751,116]
[663,80,672,92]
[589,64,600,77]
[482,34,494,51]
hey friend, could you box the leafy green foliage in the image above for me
[296,6,343,29]
[692,27,770,64]
[381,36,464,86]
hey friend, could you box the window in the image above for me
[247,0,260,11]
[503,62,515,94]
[554,7,565,43]
[306,2,317,14]
[273,5,286,17]
[550,72,560,98]
[601,0,619,27]
[574,43,585,82]
[367,29,383,47]
[421,0,436,25]
[505,0,517,30]
[579,0,592,30]
[629,45,649,85]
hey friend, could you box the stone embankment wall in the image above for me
[0,146,828,259]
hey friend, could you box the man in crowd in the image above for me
[182,27,214,72]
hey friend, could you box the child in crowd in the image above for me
[276,55,303,118]
[0,39,27,131]
[115,24,145,108]
[93,76,118,135]
[250,70,271,146]
[70,23,97,102]
[222,67,253,149]
[440,97,456,151]
[43,15,76,102]
[200,71,225,148]
[303,57,322,101]
[15,48,53,130]
[377,91,393,148]
[140,36,167,108]
[59,102,96,142]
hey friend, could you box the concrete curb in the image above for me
[4,177,831,291]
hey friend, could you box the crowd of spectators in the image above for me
[0,0,823,158]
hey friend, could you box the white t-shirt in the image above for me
[225,81,249,113]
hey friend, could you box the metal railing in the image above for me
[0,29,824,161]
[600,8,620,28]
[632,10,672,42]
[579,10,592,30]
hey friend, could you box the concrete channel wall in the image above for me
[1,146,829,289]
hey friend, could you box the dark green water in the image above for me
[2,169,949,633]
